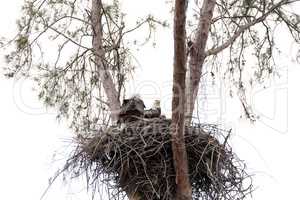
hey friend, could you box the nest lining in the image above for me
[64,118,252,200]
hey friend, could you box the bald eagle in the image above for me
[117,96,145,126]
[144,100,161,118]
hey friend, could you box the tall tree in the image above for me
[171,0,192,200]
[2,0,300,199]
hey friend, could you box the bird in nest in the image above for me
[117,95,145,124]
[144,100,161,119]
[117,97,162,129]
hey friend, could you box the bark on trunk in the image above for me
[91,0,120,123]
[185,0,216,124]
[171,0,192,200]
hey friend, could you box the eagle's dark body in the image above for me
[118,96,145,124]
[144,108,161,118]
[144,99,161,119]
[117,97,161,127]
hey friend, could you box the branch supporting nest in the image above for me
[64,118,253,200]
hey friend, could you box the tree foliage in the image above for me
[2,0,300,128]
[185,0,300,121]
[1,1,300,199]
[2,0,164,133]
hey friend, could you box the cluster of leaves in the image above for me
[1,0,166,133]
[2,0,300,127]
[188,0,300,120]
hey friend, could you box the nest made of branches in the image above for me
[63,118,252,200]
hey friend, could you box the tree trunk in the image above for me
[91,0,120,123]
[185,0,216,124]
[171,0,192,200]
[92,3,137,200]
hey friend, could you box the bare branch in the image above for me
[206,0,291,56]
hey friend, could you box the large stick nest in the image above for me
[64,118,252,200]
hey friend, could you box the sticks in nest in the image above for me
[63,118,253,200]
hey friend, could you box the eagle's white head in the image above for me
[152,100,160,110]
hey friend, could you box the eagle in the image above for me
[117,95,145,126]
[144,100,161,118]
[117,97,162,128]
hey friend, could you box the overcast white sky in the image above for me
[0,1,300,200]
